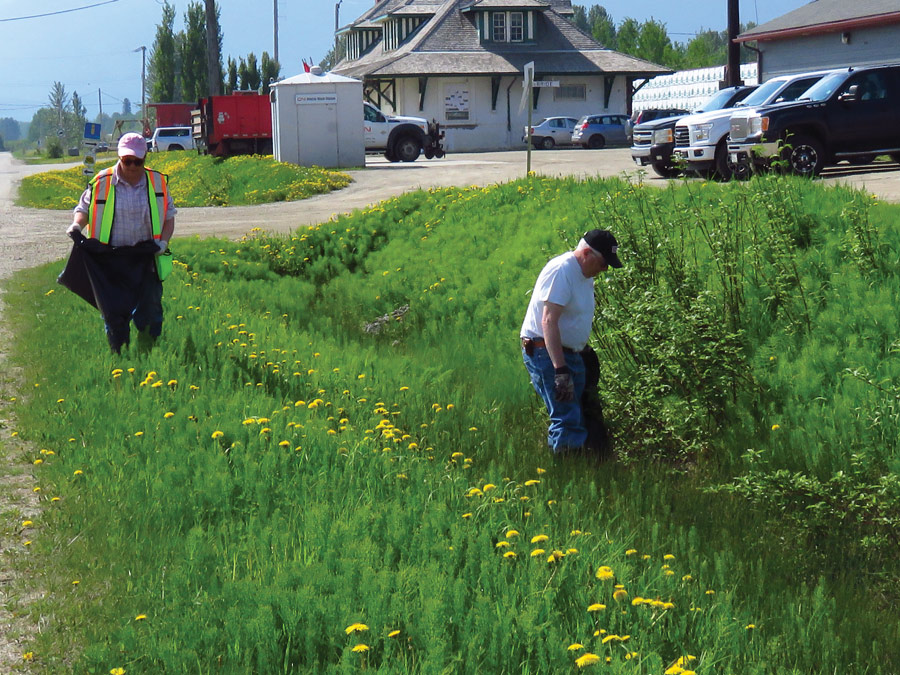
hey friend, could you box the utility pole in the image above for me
[726,0,743,87]
[274,0,279,64]
[133,46,146,133]
[205,0,222,95]
[334,0,343,67]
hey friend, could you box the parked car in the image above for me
[631,86,755,178]
[150,126,194,152]
[674,70,838,179]
[572,114,632,149]
[631,108,690,125]
[523,117,579,149]
[728,64,900,176]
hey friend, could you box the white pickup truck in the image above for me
[673,70,835,179]
[364,101,445,162]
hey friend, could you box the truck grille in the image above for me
[730,118,750,143]
[632,129,653,146]
[674,127,690,147]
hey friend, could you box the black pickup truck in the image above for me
[728,64,900,176]
[631,86,756,178]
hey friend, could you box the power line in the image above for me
[0,0,120,23]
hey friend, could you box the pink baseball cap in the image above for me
[118,132,147,159]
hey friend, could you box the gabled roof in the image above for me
[737,0,900,42]
[335,0,669,79]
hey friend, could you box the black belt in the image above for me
[521,337,574,354]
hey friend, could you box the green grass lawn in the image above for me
[16,153,352,209]
[3,174,899,673]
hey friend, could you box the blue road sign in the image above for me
[83,123,101,140]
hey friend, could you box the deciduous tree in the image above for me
[149,1,178,102]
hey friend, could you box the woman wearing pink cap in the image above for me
[65,132,176,352]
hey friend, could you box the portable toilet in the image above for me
[270,66,364,168]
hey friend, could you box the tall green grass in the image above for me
[16,153,351,209]
[4,175,900,672]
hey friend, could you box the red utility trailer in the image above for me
[191,92,273,157]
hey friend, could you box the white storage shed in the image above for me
[271,67,364,168]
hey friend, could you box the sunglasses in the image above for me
[121,157,145,167]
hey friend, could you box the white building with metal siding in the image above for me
[737,0,900,81]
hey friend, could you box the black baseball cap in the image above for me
[584,229,623,268]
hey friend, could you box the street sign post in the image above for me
[521,62,535,174]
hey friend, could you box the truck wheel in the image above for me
[433,148,445,158]
[588,135,606,149]
[167,144,184,151]
[651,161,681,178]
[395,136,422,162]
[540,137,555,150]
[424,147,435,159]
[384,147,399,162]
[713,141,732,181]
[783,134,824,176]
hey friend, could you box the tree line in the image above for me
[149,1,280,103]
[572,4,758,69]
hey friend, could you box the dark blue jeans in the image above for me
[523,346,587,453]
[105,276,163,351]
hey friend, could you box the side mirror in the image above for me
[838,84,858,102]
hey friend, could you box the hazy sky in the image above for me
[0,0,811,124]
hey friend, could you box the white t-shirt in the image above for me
[520,251,595,351]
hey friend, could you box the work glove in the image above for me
[155,239,168,256]
[66,222,82,236]
[554,369,574,402]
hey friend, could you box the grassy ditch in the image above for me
[4,175,900,672]
[15,153,352,209]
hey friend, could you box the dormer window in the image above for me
[492,11,524,42]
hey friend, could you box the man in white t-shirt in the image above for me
[520,229,622,454]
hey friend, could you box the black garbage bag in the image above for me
[580,345,612,457]
[57,231,158,322]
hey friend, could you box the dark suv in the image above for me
[727,64,900,176]
[631,108,690,125]
[631,86,756,178]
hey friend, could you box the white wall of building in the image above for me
[381,74,630,152]
[759,24,900,80]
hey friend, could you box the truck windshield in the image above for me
[734,79,785,107]
[798,72,847,102]
[697,87,752,112]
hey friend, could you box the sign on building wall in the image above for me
[296,93,339,105]
[444,86,469,121]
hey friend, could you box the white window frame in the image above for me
[554,84,587,102]
[509,12,524,42]
[492,12,506,42]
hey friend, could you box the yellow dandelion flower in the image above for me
[503,550,517,559]
[506,529,519,538]
[567,643,584,651]
[531,534,549,544]
[33,459,43,465]
[21,520,33,528]
[530,548,545,557]
[547,550,564,563]
[575,652,601,668]
[135,614,147,621]
[664,553,675,560]
[705,589,716,595]
[22,652,33,661]
[771,424,780,431]
[536,467,546,474]
[388,629,401,637]
[462,512,472,519]
[595,566,614,581]
[167,379,178,386]
[746,623,756,630]
[613,588,628,602]
[665,569,675,576]
[570,529,582,536]
[345,623,369,634]
[587,603,606,612]
[74,469,83,475]
[164,412,175,419]
[495,541,510,548]
[72,580,80,586]
[134,431,144,437]
[625,548,638,556]
[483,483,496,491]
[110,669,126,675]
[524,479,540,486]
[351,644,369,653]
[682,574,693,581]
[469,427,478,431]
[211,431,224,439]
[566,548,578,555]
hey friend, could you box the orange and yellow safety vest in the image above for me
[85,166,172,280]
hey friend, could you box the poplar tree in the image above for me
[179,2,208,102]
[260,51,280,94]
[226,57,238,94]
[149,1,178,102]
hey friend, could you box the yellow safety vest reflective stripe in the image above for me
[85,167,170,243]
